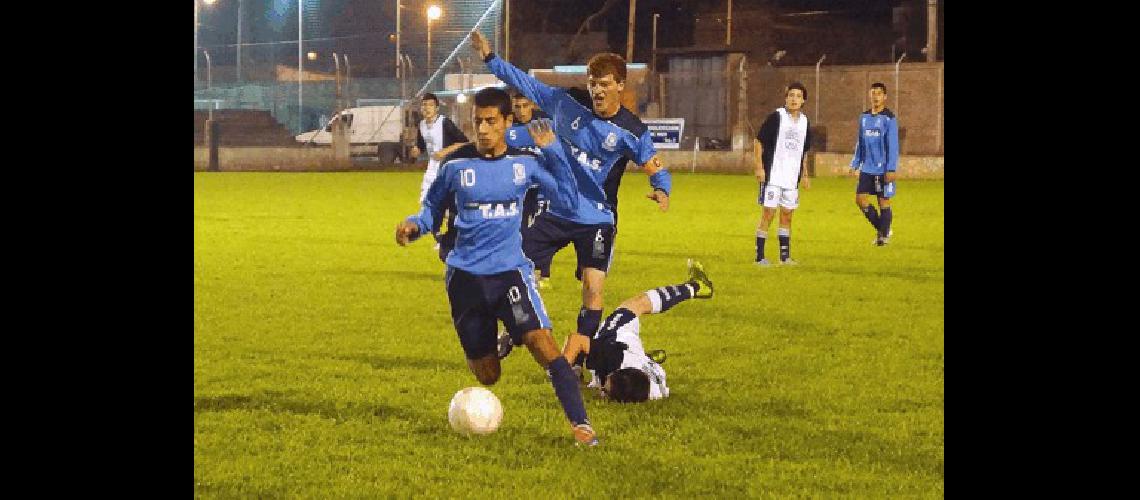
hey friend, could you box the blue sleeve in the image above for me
[628,130,657,166]
[407,163,452,238]
[886,117,900,172]
[535,144,578,211]
[850,117,864,169]
[649,169,672,196]
[486,54,574,116]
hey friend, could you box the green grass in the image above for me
[194,172,944,498]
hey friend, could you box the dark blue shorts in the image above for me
[856,172,895,198]
[445,265,552,360]
[522,212,616,279]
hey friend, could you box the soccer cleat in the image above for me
[780,258,798,266]
[572,423,599,447]
[537,277,552,290]
[648,349,667,364]
[755,258,772,267]
[496,330,513,360]
[686,258,714,299]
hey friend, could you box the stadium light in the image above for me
[308,51,318,61]
[456,93,467,104]
[194,0,219,86]
[203,0,216,4]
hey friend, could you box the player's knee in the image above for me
[474,368,500,386]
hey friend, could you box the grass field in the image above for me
[194,171,944,498]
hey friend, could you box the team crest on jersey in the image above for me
[602,132,618,152]
[512,163,526,185]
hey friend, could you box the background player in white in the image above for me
[559,259,714,403]
[411,93,468,204]
[754,83,813,266]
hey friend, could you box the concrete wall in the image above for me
[193,146,350,171]
[744,62,943,155]
[656,149,943,178]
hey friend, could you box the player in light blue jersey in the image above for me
[470,31,673,361]
[850,82,900,246]
[395,88,598,446]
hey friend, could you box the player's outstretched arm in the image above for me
[642,154,670,212]
[561,334,591,365]
[470,31,561,112]
[526,119,578,211]
[432,141,469,162]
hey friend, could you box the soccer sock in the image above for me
[546,357,589,427]
[577,307,603,338]
[861,205,880,230]
[879,207,893,237]
[778,228,791,262]
[647,283,697,314]
[756,230,767,261]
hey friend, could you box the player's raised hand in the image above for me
[395,220,419,246]
[646,190,670,212]
[526,119,556,147]
[469,30,492,59]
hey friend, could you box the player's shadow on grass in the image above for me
[194,391,427,422]
[334,353,456,372]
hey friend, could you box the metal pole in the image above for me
[814,54,825,122]
[626,0,637,62]
[204,50,212,89]
[427,18,433,70]
[345,54,351,107]
[194,1,199,86]
[504,0,510,62]
[333,52,341,111]
[298,0,303,132]
[651,13,658,73]
[926,0,938,62]
[895,53,906,118]
[395,1,401,78]
[726,0,732,46]
[237,0,243,83]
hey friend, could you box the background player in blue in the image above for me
[394,88,598,446]
[850,82,900,246]
[470,31,673,355]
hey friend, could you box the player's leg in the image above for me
[446,268,502,385]
[776,188,799,264]
[757,184,779,265]
[494,266,596,446]
[571,223,616,338]
[856,173,881,242]
[876,193,894,245]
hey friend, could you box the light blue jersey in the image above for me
[486,54,660,226]
[850,108,899,175]
[406,145,570,275]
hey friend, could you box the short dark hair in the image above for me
[566,87,592,107]
[870,82,887,93]
[587,53,627,83]
[607,368,650,403]
[786,82,807,101]
[473,87,512,118]
[422,92,439,105]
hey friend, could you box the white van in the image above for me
[295,100,416,163]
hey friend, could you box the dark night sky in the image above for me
[196,1,927,74]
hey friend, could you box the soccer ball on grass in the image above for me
[448,387,503,435]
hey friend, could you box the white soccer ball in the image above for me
[448,387,503,435]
